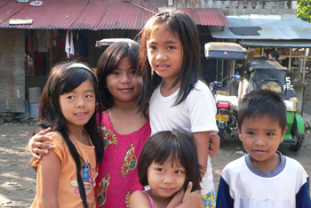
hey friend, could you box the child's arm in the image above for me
[215,176,234,208]
[296,177,311,208]
[40,148,61,208]
[130,191,153,208]
[209,134,220,158]
[192,132,210,176]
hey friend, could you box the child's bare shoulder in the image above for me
[130,190,152,208]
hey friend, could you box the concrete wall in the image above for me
[0,29,25,113]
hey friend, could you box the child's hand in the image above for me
[166,188,185,208]
[209,134,220,158]
[182,182,203,208]
[29,127,52,160]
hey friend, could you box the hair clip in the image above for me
[161,13,174,17]
[65,63,98,85]
[49,63,98,95]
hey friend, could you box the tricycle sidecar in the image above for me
[242,59,305,151]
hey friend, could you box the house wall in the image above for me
[0,29,25,113]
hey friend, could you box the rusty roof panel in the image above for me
[0,0,86,29]
[178,8,229,26]
[0,0,28,25]
[71,0,110,30]
[0,0,229,30]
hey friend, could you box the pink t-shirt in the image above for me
[95,111,151,208]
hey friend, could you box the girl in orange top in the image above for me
[31,62,103,208]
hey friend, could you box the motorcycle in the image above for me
[205,42,247,139]
[210,75,239,139]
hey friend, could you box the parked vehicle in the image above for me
[243,59,305,151]
[205,42,247,139]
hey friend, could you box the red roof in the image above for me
[0,0,229,30]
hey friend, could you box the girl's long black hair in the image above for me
[137,10,201,116]
[39,62,103,208]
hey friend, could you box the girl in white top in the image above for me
[137,10,218,208]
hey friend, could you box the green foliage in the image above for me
[297,0,311,22]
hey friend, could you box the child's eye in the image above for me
[149,46,156,50]
[67,96,74,99]
[86,95,93,98]
[112,71,119,75]
[156,168,164,172]
[129,70,137,75]
[267,132,274,136]
[167,46,175,50]
[175,170,184,174]
[247,132,255,136]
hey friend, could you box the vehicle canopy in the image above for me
[246,59,295,99]
[205,42,248,60]
[95,38,136,47]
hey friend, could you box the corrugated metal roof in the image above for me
[0,0,28,25]
[210,15,311,40]
[0,0,229,30]
[177,8,229,26]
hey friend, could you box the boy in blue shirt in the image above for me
[216,89,310,208]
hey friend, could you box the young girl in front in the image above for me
[31,62,103,208]
[130,130,205,208]
[137,11,218,208]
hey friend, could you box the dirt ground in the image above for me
[0,121,311,207]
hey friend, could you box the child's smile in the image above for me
[106,57,142,104]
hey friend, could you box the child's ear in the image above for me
[238,127,242,141]
[280,126,287,143]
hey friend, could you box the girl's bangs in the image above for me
[60,69,96,94]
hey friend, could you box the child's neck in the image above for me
[66,124,89,146]
[250,152,281,172]
[161,78,182,97]
[112,99,138,112]
[108,99,147,135]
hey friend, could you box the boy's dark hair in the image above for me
[96,41,140,109]
[138,130,201,192]
[137,10,201,116]
[269,51,279,61]
[39,62,103,208]
[238,89,287,131]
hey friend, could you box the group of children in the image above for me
[28,10,310,208]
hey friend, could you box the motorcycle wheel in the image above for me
[290,135,304,152]
[218,129,225,140]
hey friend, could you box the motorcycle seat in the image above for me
[215,94,238,111]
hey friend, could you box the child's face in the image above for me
[147,157,186,199]
[146,28,183,83]
[238,115,287,168]
[106,57,142,103]
[59,79,96,128]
